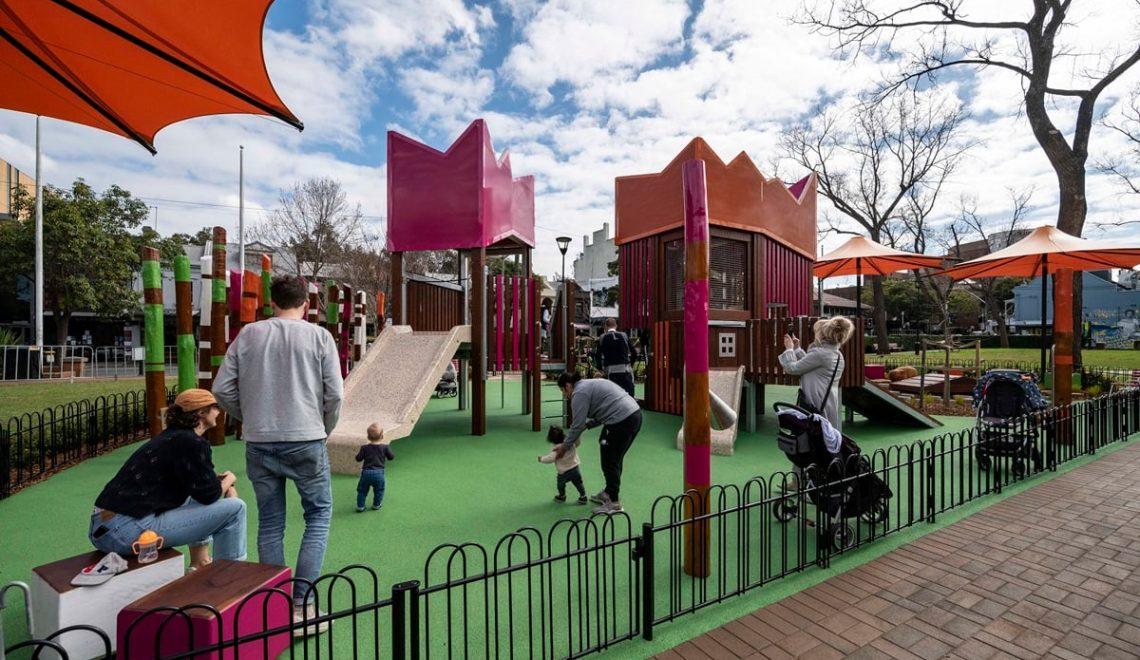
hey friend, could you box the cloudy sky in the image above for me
[2,0,1140,281]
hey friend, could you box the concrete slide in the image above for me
[675,366,746,456]
[328,324,470,474]
[842,381,942,429]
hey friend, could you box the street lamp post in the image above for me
[556,236,572,365]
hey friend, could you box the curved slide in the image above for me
[328,325,470,474]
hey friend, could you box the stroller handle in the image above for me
[773,401,813,416]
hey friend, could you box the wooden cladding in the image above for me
[749,316,864,388]
[762,237,812,318]
[663,236,748,313]
[406,279,462,331]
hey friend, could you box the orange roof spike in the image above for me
[614,138,816,257]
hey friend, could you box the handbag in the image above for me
[795,353,841,416]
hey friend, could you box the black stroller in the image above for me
[435,361,458,398]
[773,402,893,551]
[973,370,1046,477]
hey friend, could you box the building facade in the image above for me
[572,222,617,285]
[1010,271,1140,347]
[0,157,34,219]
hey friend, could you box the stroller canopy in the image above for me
[973,370,1048,411]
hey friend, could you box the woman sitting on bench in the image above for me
[89,389,246,571]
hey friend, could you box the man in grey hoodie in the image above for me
[213,275,343,635]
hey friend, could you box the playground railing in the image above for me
[0,387,176,499]
[0,345,187,381]
[14,389,1140,658]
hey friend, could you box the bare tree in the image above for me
[800,0,1140,365]
[1097,89,1140,225]
[781,88,969,352]
[901,188,965,343]
[956,189,1033,346]
[254,177,364,281]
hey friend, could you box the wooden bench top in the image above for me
[124,560,289,618]
[33,549,182,596]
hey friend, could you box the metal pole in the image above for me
[562,251,568,364]
[1041,257,1048,384]
[34,116,43,348]
[238,145,245,277]
[855,259,862,320]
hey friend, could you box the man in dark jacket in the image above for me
[597,318,635,397]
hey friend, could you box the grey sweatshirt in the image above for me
[778,343,844,431]
[563,378,640,447]
[212,318,344,442]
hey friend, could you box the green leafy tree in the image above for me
[0,179,149,342]
[947,290,982,329]
[880,278,935,328]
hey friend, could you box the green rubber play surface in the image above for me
[0,379,988,657]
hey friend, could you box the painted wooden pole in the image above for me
[531,275,541,432]
[1054,268,1074,417]
[471,247,487,435]
[325,280,339,340]
[173,254,196,393]
[260,254,273,319]
[227,270,242,342]
[209,227,228,446]
[197,244,214,392]
[377,291,386,332]
[354,290,367,362]
[494,274,505,372]
[511,276,521,371]
[141,247,165,438]
[241,269,259,328]
[307,281,320,324]
[339,284,352,377]
[682,159,711,578]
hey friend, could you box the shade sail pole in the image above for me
[34,115,43,348]
[855,258,862,320]
[1040,256,1048,384]
[238,145,245,279]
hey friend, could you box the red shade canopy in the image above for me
[0,0,301,153]
[813,235,943,278]
[942,225,1140,280]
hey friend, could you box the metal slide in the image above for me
[327,325,471,474]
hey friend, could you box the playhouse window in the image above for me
[664,237,747,312]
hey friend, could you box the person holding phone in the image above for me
[778,317,855,431]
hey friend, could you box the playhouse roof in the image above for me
[614,138,816,257]
[386,119,535,253]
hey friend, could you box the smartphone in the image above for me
[786,324,797,337]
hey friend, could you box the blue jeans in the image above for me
[245,440,332,605]
[89,497,247,561]
[356,468,386,509]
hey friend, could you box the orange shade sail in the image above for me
[813,235,943,278]
[0,0,301,153]
[941,225,1140,280]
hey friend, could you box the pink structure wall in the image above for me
[387,119,536,252]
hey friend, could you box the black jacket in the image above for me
[94,428,220,518]
[598,330,633,367]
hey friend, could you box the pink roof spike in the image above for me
[386,119,536,252]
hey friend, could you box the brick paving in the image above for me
[659,442,1140,660]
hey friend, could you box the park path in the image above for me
[659,441,1140,660]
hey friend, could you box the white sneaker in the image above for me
[292,602,331,637]
[589,490,610,505]
[592,501,623,515]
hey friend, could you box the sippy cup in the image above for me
[132,529,164,564]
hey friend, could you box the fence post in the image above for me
[926,444,936,523]
[640,522,654,641]
[0,427,9,499]
[392,580,411,660]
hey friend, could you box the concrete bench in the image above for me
[117,560,292,659]
[31,549,183,659]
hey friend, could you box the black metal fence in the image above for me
[877,354,1139,386]
[1,387,176,499]
[10,390,1140,659]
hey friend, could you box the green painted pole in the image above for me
[174,254,196,392]
[261,253,273,319]
[326,279,339,339]
[141,247,165,437]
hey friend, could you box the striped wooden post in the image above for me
[241,269,259,326]
[209,228,228,446]
[494,274,505,372]
[325,280,339,339]
[354,290,367,362]
[197,244,214,392]
[227,270,241,342]
[307,281,320,324]
[682,159,711,578]
[376,291,386,332]
[141,247,165,438]
[511,276,521,371]
[339,284,352,377]
[260,254,273,319]
[1054,268,1074,410]
[173,254,196,393]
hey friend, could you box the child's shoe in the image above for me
[554,494,566,502]
[577,495,588,505]
[371,504,382,511]
[355,507,365,513]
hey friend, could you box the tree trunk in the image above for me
[997,308,1010,348]
[53,311,70,345]
[871,276,889,354]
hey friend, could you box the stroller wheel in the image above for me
[975,449,991,471]
[1013,459,1026,478]
[860,501,889,525]
[832,523,856,551]
[773,499,798,523]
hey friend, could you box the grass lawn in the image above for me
[0,377,175,421]
[878,346,1140,370]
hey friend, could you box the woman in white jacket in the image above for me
[778,316,856,431]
